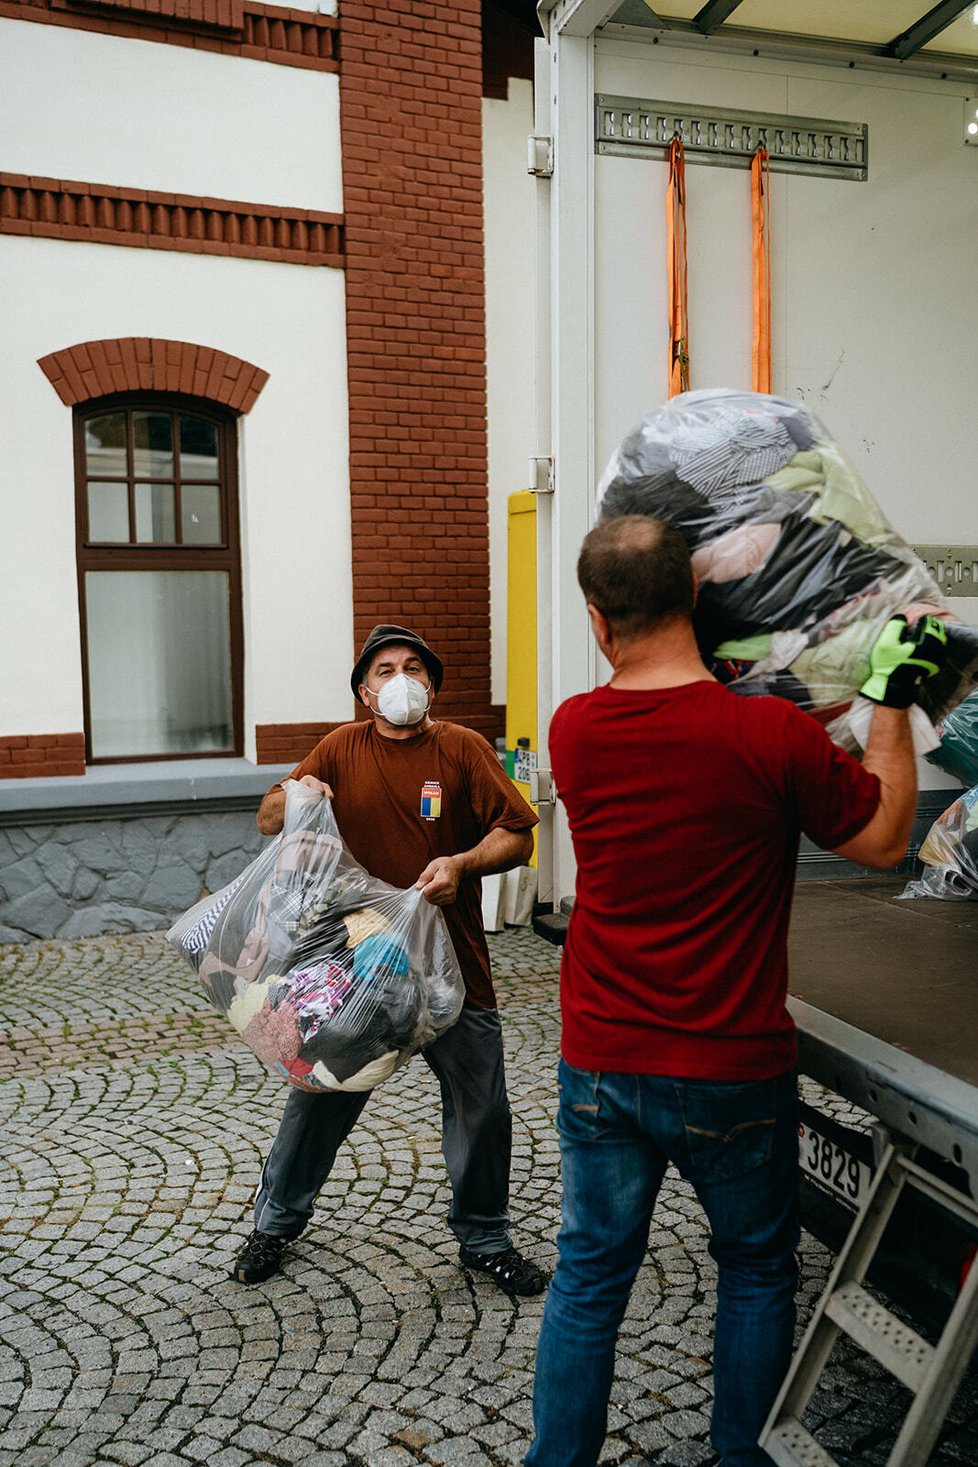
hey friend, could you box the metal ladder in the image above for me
[761,1137,978,1467]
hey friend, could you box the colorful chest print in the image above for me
[420,781,441,820]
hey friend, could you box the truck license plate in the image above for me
[798,1120,872,1209]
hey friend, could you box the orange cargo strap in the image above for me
[751,147,772,393]
[666,135,689,397]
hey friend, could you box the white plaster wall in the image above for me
[592,39,978,547]
[0,236,353,748]
[0,19,341,212]
[483,78,537,705]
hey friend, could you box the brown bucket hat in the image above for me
[350,624,444,696]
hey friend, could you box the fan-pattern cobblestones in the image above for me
[1,927,975,1465]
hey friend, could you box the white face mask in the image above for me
[369,673,431,727]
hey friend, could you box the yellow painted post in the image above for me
[506,491,538,864]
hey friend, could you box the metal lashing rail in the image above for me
[595,96,868,181]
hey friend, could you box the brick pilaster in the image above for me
[339,0,498,741]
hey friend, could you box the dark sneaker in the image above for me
[459,1245,548,1297]
[233,1229,288,1284]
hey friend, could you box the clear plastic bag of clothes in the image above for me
[166,780,465,1091]
[900,785,978,900]
[927,689,978,788]
[597,389,978,750]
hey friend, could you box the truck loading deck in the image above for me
[790,876,978,1188]
[789,877,978,1310]
[790,877,978,1111]
[771,880,978,1463]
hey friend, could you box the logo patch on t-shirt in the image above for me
[420,781,442,821]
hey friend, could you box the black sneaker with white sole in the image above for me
[458,1245,548,1297]
[232,1229,289,1284]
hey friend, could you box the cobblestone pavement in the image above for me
[1,927,976,1467]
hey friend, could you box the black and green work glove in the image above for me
[860,614,949,708]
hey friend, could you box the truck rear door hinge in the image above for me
[529,769,556,806]
[527,135,554,177]
[529,456,554,495]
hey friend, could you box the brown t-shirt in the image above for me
[269,720,538,1008]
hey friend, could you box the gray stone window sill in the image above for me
[0,758,293,827]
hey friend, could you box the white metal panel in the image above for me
[536,31,597,908]
[532,40,557,908]
[0,19,342,213]
[781,69,977,547]
[612,1,978,56]
[541,30,978,902]
[545,0,623,37]
[593,42,789,473]
[922,11,978,56]
[483,79,537,705]
[716,2,936,46]
[592,41,978,547]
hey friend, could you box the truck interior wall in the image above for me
[592,39,977,552]
[540,34,976,908]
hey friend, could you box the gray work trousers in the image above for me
[253,1005,514,1254]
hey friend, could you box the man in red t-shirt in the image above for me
[526,516,948,1467]
[232,624,547,1299]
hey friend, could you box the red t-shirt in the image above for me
[271,720,538,1008]
[549,680,881,1080]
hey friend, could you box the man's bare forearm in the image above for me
[257,788,286,835]
[256,776,333,836]
[455,826,534,880]
[415,826,535,905]
[833,705,916,869]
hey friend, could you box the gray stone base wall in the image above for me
[0,810,267,943]
[0,770,964,944]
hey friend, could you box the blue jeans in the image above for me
[526,1061,800,1467]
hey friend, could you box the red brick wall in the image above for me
[0,734,86,779]
[339,0,500,743]
[255,722,346,766]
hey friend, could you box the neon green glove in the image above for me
[860,614,949,708]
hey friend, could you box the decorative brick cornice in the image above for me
[0,174,344,267]
[37,338,270,412]
[0,0,339,70]
[55,0,244,30]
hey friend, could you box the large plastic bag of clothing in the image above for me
[900,785,978,900]
[597,389,978,750]
[927,689,978,788]
[166,780,465,1092]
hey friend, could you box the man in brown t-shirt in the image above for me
[233,624,547,1298]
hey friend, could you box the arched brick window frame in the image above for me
[37,338,269,413]
[38,338,268,766]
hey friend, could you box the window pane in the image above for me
[84,413,127,476]
[87,481,130,542]
[133,412,174,477]
[85,571,233,757]
[180,416,220,480]
[134,482,176,543]
[181,485,222,544]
